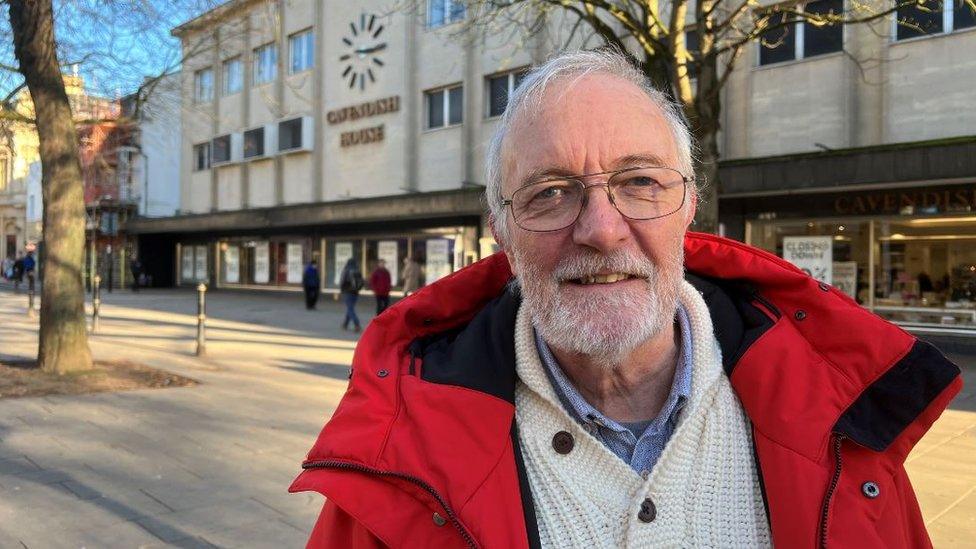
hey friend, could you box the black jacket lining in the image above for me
[834,340,960,452]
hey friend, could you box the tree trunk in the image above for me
[9,0,93,373]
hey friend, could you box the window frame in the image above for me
[243,127,266,159]
[253,42,278,85]
[211,134,232,164]
[193,142,211,171]
[193,67,214,103]
[427,0,466,28]
[278,117,305,151]
[288,28,314,75]
[485,68,529,119]
[424,84,463,130]
[222,56,243,96]
[756,0,845,67]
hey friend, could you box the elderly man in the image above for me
[291,50,961,548]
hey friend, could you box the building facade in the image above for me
[132,0,976,334]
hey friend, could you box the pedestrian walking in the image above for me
[12,252,24,293]
[369,259,392,315]
[339,257,363,331]
[302,259,321,310]
[129,254,143,292]
[1,256,12,280]
[400,256,421,296]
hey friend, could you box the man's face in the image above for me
[499,74,695,363]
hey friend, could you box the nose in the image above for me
[572,183,631,253]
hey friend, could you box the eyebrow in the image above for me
[516,152,670,189]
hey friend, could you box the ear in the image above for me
[488,213,518,274]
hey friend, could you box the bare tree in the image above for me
[428,0,949,233]
[0,0,222,373]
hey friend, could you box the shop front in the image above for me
[730,183,976,334]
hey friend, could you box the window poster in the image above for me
[181,246,194,282]
[782,236,833,283]
[224,246,240,284]
[194,245,208,281]
[254,242,270,283]
[832,261,857,298]
[334,242,354,285]
[378,240,398,282]
[425,238,452,284]
[287,243,303,284]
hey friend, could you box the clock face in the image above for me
[340,13,387,91]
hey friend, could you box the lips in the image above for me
[568,273,636,285]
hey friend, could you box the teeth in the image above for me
[578,273,631,285]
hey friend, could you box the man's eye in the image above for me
[533,185,566,201]
[625,176,657,187]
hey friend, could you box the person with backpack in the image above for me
[339,257,363,332]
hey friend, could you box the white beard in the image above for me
[511,245,684,367]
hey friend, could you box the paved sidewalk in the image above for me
[0,287,974,547]
[0,288,379,548]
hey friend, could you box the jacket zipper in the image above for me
[818,434,845,548]
[302,459,478,548]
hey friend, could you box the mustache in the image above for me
[551,250,656,281]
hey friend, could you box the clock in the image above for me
[339,13,387,91]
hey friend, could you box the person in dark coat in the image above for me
[369,259,392,315]
[302,260,321,310]
[129,255,143,292]
[12,253,24,293]
[339,257,363,331]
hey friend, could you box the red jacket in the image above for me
[370,267,392,297]
[290,232,962,548]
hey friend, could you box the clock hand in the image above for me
[353,43,387,55]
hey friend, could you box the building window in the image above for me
[896,0,975,40]
[683,29,700,79]
[428,0,466,28]
[253,42,278,85]
[243,127,265,158]
[289,29,314,74]
[193,142,211,171]
[212,134,231,163]
[278,117,308,151]
[486,69,528,118]
[222,57,242,95]
[758,1,844,66]
[194,68,213,103]
[425,85,463,129]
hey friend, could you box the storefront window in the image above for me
[179,244,209,284]
[748,216,976,329]
[217,238,311,287]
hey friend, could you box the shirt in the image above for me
[534,305,694,476]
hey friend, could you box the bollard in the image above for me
[195,283,207,357]
[92,274,102,332]
[27,286,35,318]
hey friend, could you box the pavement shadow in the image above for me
[278,360,352,381]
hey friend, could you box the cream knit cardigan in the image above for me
[514,280,772,548]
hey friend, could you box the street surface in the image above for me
[0,286,973,547]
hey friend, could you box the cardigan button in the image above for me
[637,497,656,522]
[552,431,574,454]
[432,512,447,526]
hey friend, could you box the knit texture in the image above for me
[514,280,772,548]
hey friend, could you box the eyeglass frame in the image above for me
[500,165,695,233]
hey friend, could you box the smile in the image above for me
[567,273,636,285]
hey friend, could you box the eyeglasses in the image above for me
[501,166,693,232]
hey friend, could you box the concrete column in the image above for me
[274,0,286,205]
[313,0,325,201]
[241,14,253,208]
[403,9,419,192]
[211,27,221,212]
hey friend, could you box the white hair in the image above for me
[484,49,696,243]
